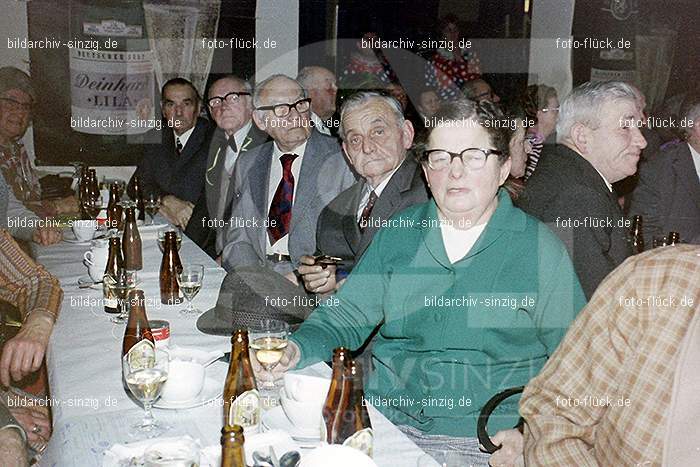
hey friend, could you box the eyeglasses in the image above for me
[422,148,503,171]
[0,97,32,112]
[540,107,559,113]
[256,98,311,118]
[207,91,251,108]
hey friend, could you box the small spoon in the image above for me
[279,450,301,467]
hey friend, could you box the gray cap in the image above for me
[0,67,35,101]
[196,265,314,336]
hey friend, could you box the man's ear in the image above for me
[569,122,589,154]
[421,164,431,188]
[402,120,415,149]
[252,110,267,131]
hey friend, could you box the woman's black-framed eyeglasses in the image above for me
[422,148,503,171]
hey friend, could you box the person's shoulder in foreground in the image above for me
[520,244,700,466]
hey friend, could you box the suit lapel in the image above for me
[291,131,323,233]
[342,182,366,255]
[253,143,274,254]
[205,128,227,216]
[672,144,700,210]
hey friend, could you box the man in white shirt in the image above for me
[221,74,354,281]
[296,66,338,136]
[630,92,700,244]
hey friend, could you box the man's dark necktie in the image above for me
[176,137,183,155]
[224,136,238,154]
[268,153,298,243]
[358,190,378,232]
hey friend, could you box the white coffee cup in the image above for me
[87,263,105,282]
[83,240,108,268]
[279,387,324,431]
[72,220,96,242]
[283,372,331,403]
[160,359,205,403]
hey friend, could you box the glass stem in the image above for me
[186,298,193,312]
[142,401,155,427]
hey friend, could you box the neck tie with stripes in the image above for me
[268,153,298,243]
[358,190,378,232]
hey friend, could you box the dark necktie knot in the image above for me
[359,190,378,232]
[280,153,298,169]
[175,137,183,155]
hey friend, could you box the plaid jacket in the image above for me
[520,245,700,466]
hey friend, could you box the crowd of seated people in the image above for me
[1,13,698,467]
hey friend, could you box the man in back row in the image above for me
[518,80,647,299]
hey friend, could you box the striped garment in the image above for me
[523,133,543,181]
[0,229,62,323]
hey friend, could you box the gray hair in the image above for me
[296,66,333,91]
[680,92,700,139]
[252,74,306,109]
[556,80,639,142]
[338,92,405,140]
[207,74,252,99]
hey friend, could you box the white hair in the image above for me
[338,91,405,140]
[252,74,307,108]
[556,80,639,143]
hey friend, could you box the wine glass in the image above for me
[82,195,103,225]
[122,348,169,438]
[249,319,289,391]
[177,264,204,316]
[144,192,161,225]
[110,271,133,324]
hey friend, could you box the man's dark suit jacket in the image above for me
[315,158,429,272]
[517,144,631,299]
[131,117,212,204]
[629,141,700,244]
[185,124,269,257]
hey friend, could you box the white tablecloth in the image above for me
[35,224,426,466]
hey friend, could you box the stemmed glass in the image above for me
[177,264,204,316]
[110,271,133,324]
[144,192,161,225]
[249,319,289,391]
[82,195,103,230]
[123,349,169,438]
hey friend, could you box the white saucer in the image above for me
[154,374,221,410]
[261,406,321,443]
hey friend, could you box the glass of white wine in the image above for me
[249,319,289,391]
[122,349,169,438]
[177,264,204,316]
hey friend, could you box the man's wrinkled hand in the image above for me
[298,255,336,294]
[161,195,194,229]
[0,318,51,387]
[7,403,51,445]
[248,340,300,386]
[32,226,62,245]
[487,429,524,467]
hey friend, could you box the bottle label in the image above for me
[228,389,261,433]
[126,340,155,370]
[343,427,373,458]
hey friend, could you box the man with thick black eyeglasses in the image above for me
[185,75,268,259]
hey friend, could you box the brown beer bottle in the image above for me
[122,289,155,368]
[668,231,680,245]
[79,166,92,219]
[103,237,124,314]
[223,329,260,433]
[221,424,246,467]
[131,175,146,221]
[322,347,350,443]
[332,359,373,457]
[631,215,644,254]
[159,231,183,305]
[122,206,142,270]
[107,182,123,230]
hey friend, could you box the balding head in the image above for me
[297,66,338,120]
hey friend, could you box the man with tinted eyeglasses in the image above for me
[185,75,268,259]
[221,74,354,286]
[131,78,212,229]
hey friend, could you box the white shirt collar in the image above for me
[272,139,308,160]
[592,166,613,192]
[174,125,196,150]
[689,143,700,182]
[367,160,403,197]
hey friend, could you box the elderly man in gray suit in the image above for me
[518,81,647,299]
[629,92,700,244]
[221,74,355,284]
[298,92,429,294]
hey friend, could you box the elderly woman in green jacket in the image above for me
[268,99,586,466]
